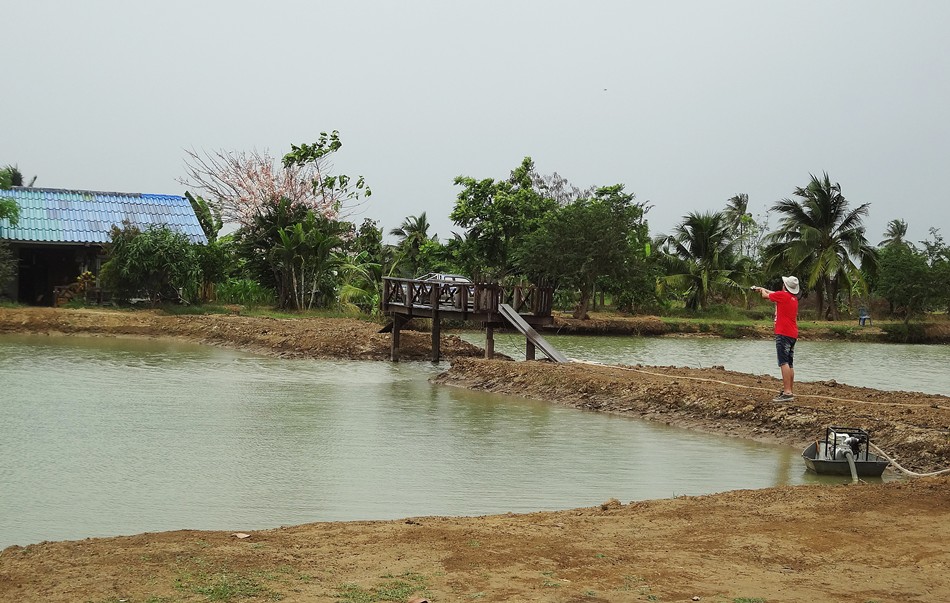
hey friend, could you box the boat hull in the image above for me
[801,441,889,477]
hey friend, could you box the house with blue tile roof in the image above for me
[0,187,208,305]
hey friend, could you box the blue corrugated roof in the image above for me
[0,188,208,245]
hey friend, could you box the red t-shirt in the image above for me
[768,290,799,338]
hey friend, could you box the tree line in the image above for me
[2,144,948,321]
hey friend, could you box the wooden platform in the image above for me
[381,277,559,362]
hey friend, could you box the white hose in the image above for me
[870,443,950,477]
[844,449,859,483]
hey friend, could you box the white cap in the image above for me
[782,276,800,295]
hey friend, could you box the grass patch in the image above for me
[335,571,428,603]
[174,567,276,601]
[828,324,854,338]
[215,278,276,307]
[720,324,740,338]
[157,304,235,316]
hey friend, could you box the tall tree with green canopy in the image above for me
[920,227,950,313]
[655,211,741,311]
[349,218,384,266]
[876,243,933,324]
[763,173,877,320]
[515,185,650,318]
[450,157,558,280]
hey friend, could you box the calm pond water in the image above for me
[1,333,928,548]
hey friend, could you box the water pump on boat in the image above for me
[802,426,890,482]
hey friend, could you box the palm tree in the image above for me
[723,193,749,234]
[389,212,436,276]
[336,250,382,315]
[723,193,758,259]
[1,165,37,187]
[656,211,742,310]
[763,173,877,320]
[879,219,909,248]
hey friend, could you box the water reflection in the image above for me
[0,334,898,548]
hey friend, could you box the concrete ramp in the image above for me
[497,303,570,363]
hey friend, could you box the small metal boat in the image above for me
[802,426,889,478]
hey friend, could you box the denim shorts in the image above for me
[775,334,796,367]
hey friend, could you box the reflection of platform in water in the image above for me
[381,277,567,363]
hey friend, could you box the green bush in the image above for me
[216,278,276,307]
[100,222,199,305]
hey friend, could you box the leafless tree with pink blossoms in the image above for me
[179,132,370,229]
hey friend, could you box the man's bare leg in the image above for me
[780,363,794,395]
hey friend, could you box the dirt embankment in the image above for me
[0,306,484,361]
[435,358,950,474]
[3,306,950,603]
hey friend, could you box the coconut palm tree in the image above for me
[723,193,759,259]
[723,193,749,235]
[763,173,877,320]
[336,250,382,315]
[879,219,909,248]
[656,211,742,310]
[389,212,436,276]
[1,165,37,188]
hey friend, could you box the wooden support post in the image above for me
[526,338,536,361]
[391,315,403,362]
[430,285,441,363]
[485,325,495,359]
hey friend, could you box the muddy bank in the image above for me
[0,306,484,361]
[435,358,950,474]
[2,476,948,603]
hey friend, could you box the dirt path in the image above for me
[2,307,950,603]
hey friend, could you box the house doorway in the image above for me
[17,247,84,306]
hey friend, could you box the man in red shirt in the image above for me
[752,276,800,402]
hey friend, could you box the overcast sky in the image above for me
[4,1,948,246]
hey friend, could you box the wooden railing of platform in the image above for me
[381,277,556,362]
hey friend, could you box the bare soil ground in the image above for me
[2,306,949,603]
